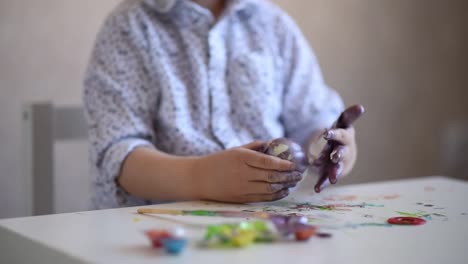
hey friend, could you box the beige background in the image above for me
[0,0,466,219]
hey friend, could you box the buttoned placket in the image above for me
[176,1,249,149]
[206,15,243,149]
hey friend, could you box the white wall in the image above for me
[0,0,120,218]
[0,0,466,219]
[273,0,468,185]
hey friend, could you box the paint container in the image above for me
[269,215,308,236]
[203,221,277,248]
[294,225,317,241]
[161,238,188,254]
[144,230,172,248]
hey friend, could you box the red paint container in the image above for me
[294,225,317,241]
[145,230,172,248]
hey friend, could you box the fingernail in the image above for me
[323,130,335,140]
[296,175,303,181]
[330,150,342,163]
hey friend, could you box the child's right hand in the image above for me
[194,141,303,203]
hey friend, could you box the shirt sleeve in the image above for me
[83,11,158,207]
[277,14,344,147]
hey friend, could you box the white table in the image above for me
[1,176,467,264]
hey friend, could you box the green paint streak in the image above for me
[186,210,218,216]
[396,211,433,220]
[396,211,421,217]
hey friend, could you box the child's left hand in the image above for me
[311,105,364,192]
[316,127,357,188]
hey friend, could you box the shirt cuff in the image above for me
[97,138,155,208]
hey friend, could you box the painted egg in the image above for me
[263,138,307,172]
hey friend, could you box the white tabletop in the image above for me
[1,176,467,264]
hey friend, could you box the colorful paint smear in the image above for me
[137,188,460,232]
[396,211,433,220]
[324,195,358,202]
[424,186,435,192]
[345,222,393,229]
[138,208,273,219]
[324,194,400,202]
[286,202,383,212]
[432,213,446,217]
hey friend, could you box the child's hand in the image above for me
[313,127,357,192]
[312,105,364,192]
[194,141,303,203]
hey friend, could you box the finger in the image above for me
[242,150,295,171]
[314,168,329,193]
[330,145,346,164]
[318,178,331,191]
[245,182,284,194]
[335,104,365,129]
[248,170,303,183]
[280,181,298,189]
[323,129,352,145]
[312,158,325,167]
[315,161,345,193]
[311,142,334,167]
[327,162,343,184]
[241,141,267,152]
[284,182,298,189]
[246,179,300,195]
[243,189,290,203]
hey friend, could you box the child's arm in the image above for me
[119,141,302,202]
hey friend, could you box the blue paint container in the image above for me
[161,238,188,254]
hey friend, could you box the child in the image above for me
[83,0,358,209]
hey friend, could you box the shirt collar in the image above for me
[143,0,178,12]
[144,0,257,26]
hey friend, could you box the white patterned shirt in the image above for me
[83,0,344,209]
